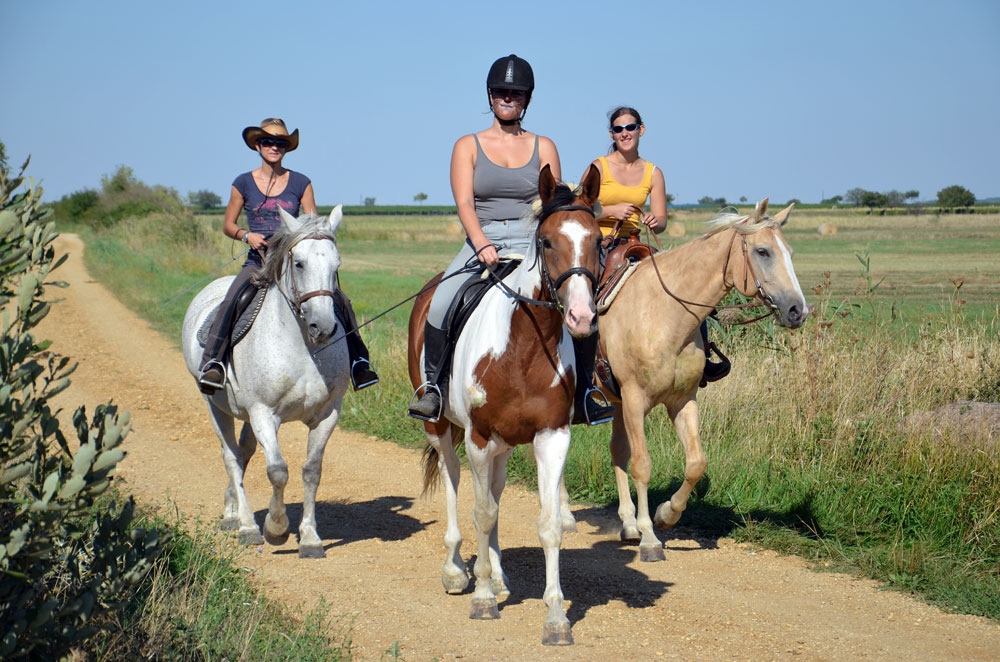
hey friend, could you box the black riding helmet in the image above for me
[487,54,534,120]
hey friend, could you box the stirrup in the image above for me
[574,386,615,426]
[350,357,380,391]
[198,360,226,394]
[699,342,732,387]
[407,382,443,423]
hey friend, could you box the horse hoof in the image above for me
[238,528,264,546]
[654,504,682,529]
[443,571,469,595]
[542,621,573,646]
[219,517,240,532]
[469,598,499,620]
[490,577,510,600]
[561,518,578,533]
[264,530,290,546]
[298,544,325,559]
[639,543,666,562]
[620,527,641,542]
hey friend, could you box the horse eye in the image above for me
[755,247,770,258]
[295,260,305,270]
[541,237,553,249]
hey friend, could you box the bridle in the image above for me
[275,233,338,320]
[649,221,778,324]
[486,204,601,311]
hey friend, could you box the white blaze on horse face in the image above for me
[558,219,597,337]
[773,233,809,316]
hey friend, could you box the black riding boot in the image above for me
[334,290,379,390]
[408,323,450,422]
[699,319,731,387]
[198,272,253,394]
[571,334,615,426]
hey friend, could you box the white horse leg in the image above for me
[209,403,262,544]
[246,408,290,547]
[221,422,258,530]
[297,408,340,559]
[654,399,706,530]
[534,429,573,645]
[467,440,500,620]
[621,391,664,562]
[608,412,640,542]
[430,425,468,593]
[487,450,513,599]
[557,476,577,533]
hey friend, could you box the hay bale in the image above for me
[817,223,838,235]
[667,222,686,237]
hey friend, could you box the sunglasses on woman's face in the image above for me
[258,138,290,149]
[612,123,640,134]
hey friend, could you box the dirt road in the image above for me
[36,234,1000,661]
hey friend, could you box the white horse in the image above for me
[181,206,349,558]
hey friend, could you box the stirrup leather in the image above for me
[407,382,443,423]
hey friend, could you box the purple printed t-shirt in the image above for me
[233,170,311,265]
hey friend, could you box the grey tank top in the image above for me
[473,134,541,223]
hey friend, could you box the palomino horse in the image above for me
[408,164,604,646]
[599,199,809,561]
[181,206,349,558]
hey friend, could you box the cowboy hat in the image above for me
[241,118,299,151]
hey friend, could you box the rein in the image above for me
[486,204,600,311]
[647,223,775,325]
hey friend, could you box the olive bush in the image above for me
[0,153,162,658]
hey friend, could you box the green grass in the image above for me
[64,208,1000,623]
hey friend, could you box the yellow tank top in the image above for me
[596,155,656,238]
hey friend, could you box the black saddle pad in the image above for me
[444,259,520,342]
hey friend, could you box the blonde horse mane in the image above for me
[703,198,792,237]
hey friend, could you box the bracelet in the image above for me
[241,230,249,244]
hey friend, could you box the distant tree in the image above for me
[665,193,675,206]
[937,185,975,208]
[904,190,919,203]
[413,192,428,204]
[739,196,747,203]
[787,198,801,206]
[100,165,137,194]
[845,188,868,206]
[698,196,726,207]
[885,190,905,207]
[821,195,843,206]
[860,190,889,210]
[188,189,222,210]
[363,196,376,207]
[0,140,7,168]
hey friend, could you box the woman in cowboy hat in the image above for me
[197,117,379,393]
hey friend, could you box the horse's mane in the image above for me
[256,214,337,284]
[703,209,781,237]
[536,182,580,222]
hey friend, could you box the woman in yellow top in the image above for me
[585,105,730,385]
[588,106,668,243]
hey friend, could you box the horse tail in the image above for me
[421,443,440,496]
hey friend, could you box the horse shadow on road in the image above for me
[260,495,427,555]
[474,541,673,626]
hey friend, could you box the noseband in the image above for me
[279,233,338,319]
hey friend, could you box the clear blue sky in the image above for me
[4,1,998,206]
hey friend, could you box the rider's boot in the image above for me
[334,290,380,390]
[408,323,450,422]
[198,278,246,395]
[571,334,615,426]
[699,319,731,387]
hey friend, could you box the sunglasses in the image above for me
[258,138,290,149]
[612,123,640,134]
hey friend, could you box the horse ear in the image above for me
[327,204,343,234]
[538,163,557,204]
[752,198,770,222]
[279,206,302,232]
[579,164,601,206]
[771,202,795,226]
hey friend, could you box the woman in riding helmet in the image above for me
[408,54,614,426]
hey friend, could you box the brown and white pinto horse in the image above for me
[408,164,604,646]
[598,199,809,561]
